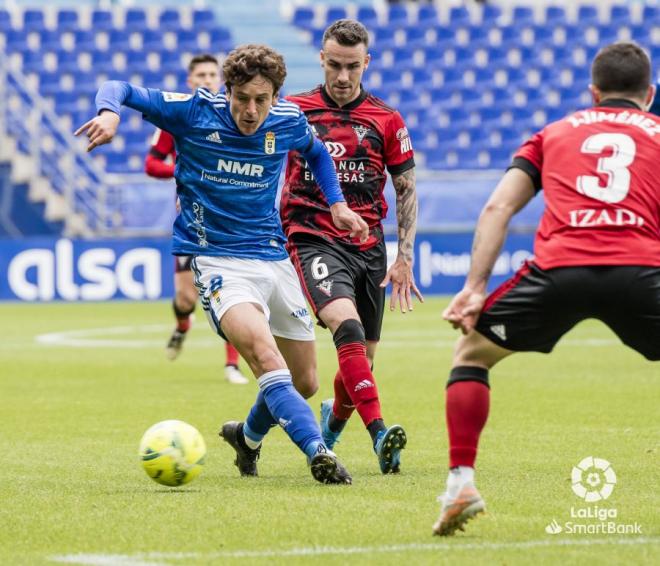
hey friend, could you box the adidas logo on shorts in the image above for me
[490,324,507,341]
[354,379,374,392]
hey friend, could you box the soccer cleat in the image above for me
[433,482,486,536]
[165,329,187,360]
[224,365,249,385]
[319,399,342,450]
[219,421,260,477]
[374,425,407,474]
[309,445,352,485]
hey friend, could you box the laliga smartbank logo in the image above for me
[544,457,642,536]
[571,456,616,502]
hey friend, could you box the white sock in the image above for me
[243,435,262,450]
[446,466,475,496]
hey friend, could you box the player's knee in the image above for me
[174,290,196,313]
[332,319,365,349]
[173,297,195,317]
[453,333,498,368]
[447,366,490,389]
[294,371,319,399]
[247,342,286,375]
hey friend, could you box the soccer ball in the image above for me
[139,420,206,486]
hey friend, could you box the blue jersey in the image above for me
[98,84,344,260]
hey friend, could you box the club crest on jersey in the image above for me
[353,124,370,143]
[162,92,193,102]
[316,279,334,297]
[264,131,276,154]
[396,127,412,153]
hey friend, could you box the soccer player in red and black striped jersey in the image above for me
[145,54,248,385]
[281,20,424,474]
[434,42,660,536]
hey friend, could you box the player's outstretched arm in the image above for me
[74,110,120,152]
[302,137,369,242]
[443,167,535,333]
[380,167,424,313]
[74,81,153,152]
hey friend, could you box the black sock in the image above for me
[367,418,387,444]
[328,414,348,434]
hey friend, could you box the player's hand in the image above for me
[442,286,487,334]
[330,202,369,243]
[74,111,120,152]
[380,256,424,313]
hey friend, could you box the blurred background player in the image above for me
[435,42,660,536]
[144,54,248,385]
[282,19,423,474]
[76,43,368,484]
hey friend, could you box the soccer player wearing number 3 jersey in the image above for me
[434,42,660,536]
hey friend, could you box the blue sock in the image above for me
[258,369,324,459]
[244,390,276,447]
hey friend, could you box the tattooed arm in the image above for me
[380,167,424,312]
[442,167,535,333]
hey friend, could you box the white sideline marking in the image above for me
[50,537,660,564]
[34,325,619,349]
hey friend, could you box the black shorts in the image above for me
[287,233,387,341]
[174,255,192,273]
[476,262,660,361]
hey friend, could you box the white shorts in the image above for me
[191,255,315,341]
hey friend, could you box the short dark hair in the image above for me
[592,42,651,98]
[322,19,369,48]
[222,44,287,94]
[188,54,219,73]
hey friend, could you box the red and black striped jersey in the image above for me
[281,85,415,250]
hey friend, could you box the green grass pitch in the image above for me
[1,298,658,565]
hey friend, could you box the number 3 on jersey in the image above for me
[576,133,636,204]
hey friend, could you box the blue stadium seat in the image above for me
[355,7,377,28]
[511,7,534,26]
[54,91,79,114]
[489,147,514,168]
[405,26,427,48]
[193,9,216,32]
[577,6,599,26]
[327,7,349,25]
[75,30,96,51]
[642,5,659,22]
[21,50,43,74]
[210,27,233,52]
[0,9,11,32]
[125,9,147,32]
[92,50,114,74]
[411,68,432,87]
[292,7,314,29]
[448,6,470,26]
[177,30,198,52]
[461,89,483,110]
[91,10,114,32]
[545,6,567,26]
[23,9,46,32]
[474,68,496,89]
[57,10,79,32]
[388,5,409,27]
[159,9,181,32]
[500,26,521,45]
[143,30,163,51]
[160,50,182,73]
[481,4,502,25]
[40,71,62,96]
[417,5,438,27]
[6,30,29,53]
[109,29,130,50]
[532,25,554,47]
[142,70,166,88]
[609,5,631,25]
[72,70,97,92]
[39,30,62,51]
[597,23,619,44]
[123,50,148,74]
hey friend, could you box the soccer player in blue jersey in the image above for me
[75,44,368,484]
